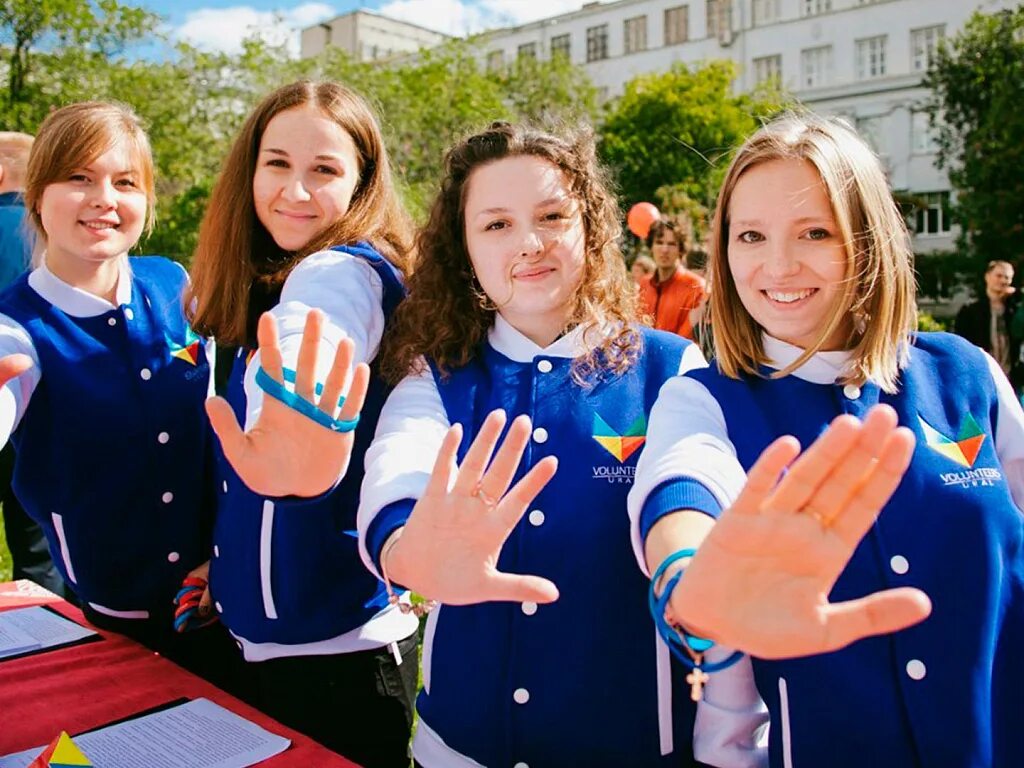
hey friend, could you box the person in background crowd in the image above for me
[638,217,707,340]
[954,259,1022,391]
[0,130,68,599]
[631,253,655,284]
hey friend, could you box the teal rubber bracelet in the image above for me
[255,366,360,433]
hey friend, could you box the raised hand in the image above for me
[667,404,931,660]
[206,310,369,498]
[385,409,559,606]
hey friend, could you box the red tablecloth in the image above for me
[0,581,358,766]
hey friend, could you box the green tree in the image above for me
[924,7,1024,269]
[599,60,789,213]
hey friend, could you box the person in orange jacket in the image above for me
[638,217,707,340]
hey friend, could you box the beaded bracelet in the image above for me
[380,532,436,618]
[255,366,360,433]
[648,548,743,701]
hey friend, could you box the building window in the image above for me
[912,111,939,154]
[753,54,782,85]
[551,33,571,59]
[855,35,887,80]
[706,0,720,37]
[800,45,832,88]
[752,0,779,25]
[856,115,888,158]
[911,25,945,72]
[664,5,689,45]
[586,24,609,62]
[518,42,537,60]
[913,191,952,236]
[486,50,504,72]
[624,15,648,54]
[802,0,831,16]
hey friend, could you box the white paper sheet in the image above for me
[0,606,96,659]
[0,698,292,768]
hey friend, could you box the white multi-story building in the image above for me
[304,0,1013,254]
[300,8,450,62]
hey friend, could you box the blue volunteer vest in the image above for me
[687,332,1024,768]
[417,327,701,767]
[0,256,213,612]
[209,244,405,646]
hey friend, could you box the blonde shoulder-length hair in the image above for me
[707,113,917,393]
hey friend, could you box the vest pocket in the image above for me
[259,500,278,620]
[779,676,794,768]
[421,605,441,694]
[51,512,77,584]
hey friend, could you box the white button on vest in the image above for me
[222,481,229,493]
[890,555,909,575]
[124,308,134,321]
[162,491,174,504]
[513,688,530,704]
[906,659,926,680]
[843,383,861,399]
[216,601,224,613]
[532,427,548,443]
[158,432,170,444]
[140,368,152,380]
[537,359,552,373]
[521,601,538,616]
[514,763,529,768]
[528,509,545,526]
[107,317,116,327]
[213,545,220,558]
[167,551,180,563]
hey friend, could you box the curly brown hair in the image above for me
[381,122,639,385]
[186,80,413,346]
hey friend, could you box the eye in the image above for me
[315,165,339,176]
[737,230,764,244]
[116,178,137,189]
[265,158,288,169]
[542,211,566,222]
[69,173,89,183]
[804,228,832,241]
[485,220,508,232]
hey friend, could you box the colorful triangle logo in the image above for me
[919,413,987,468]
[167,328,202,366]
[29,731,93,767]
[592,413,646,462]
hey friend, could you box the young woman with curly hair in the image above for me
[356,121,713,766]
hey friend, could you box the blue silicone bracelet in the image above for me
[649,548,744,673]
[255,366,360,433]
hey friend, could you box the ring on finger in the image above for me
[473,483,499,509]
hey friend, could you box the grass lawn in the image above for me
[0,506,11,582]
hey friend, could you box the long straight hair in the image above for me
[186,80,413,346]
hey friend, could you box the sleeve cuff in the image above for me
[367,499,416,573]
[639,478,724,541]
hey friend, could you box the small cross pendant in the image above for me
[687,667,710,702]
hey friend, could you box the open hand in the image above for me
[206,310,369,498]
[668,404,931,659]
[386,410,559,605]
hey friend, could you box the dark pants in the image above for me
[82,604,254,703]
[0,443,69,599]
[252,630,419,768]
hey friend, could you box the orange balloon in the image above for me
[627,202,660,239]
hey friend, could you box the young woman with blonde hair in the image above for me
[0,102,241,681]
[187,80,418,765]
[630,113,1023,767]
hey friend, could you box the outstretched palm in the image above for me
[669,405,932,659]
[206,311,370,498]
[386,409,559,606]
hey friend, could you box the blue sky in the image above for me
[138,0,598,54]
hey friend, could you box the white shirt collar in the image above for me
[488,313,588,362]
[761,334,854,385]
[28,256,132,318]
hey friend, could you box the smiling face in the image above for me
[252,104,362,252]
[463,154,586,347]
[37,140,147,270]
[726,158,852,351]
